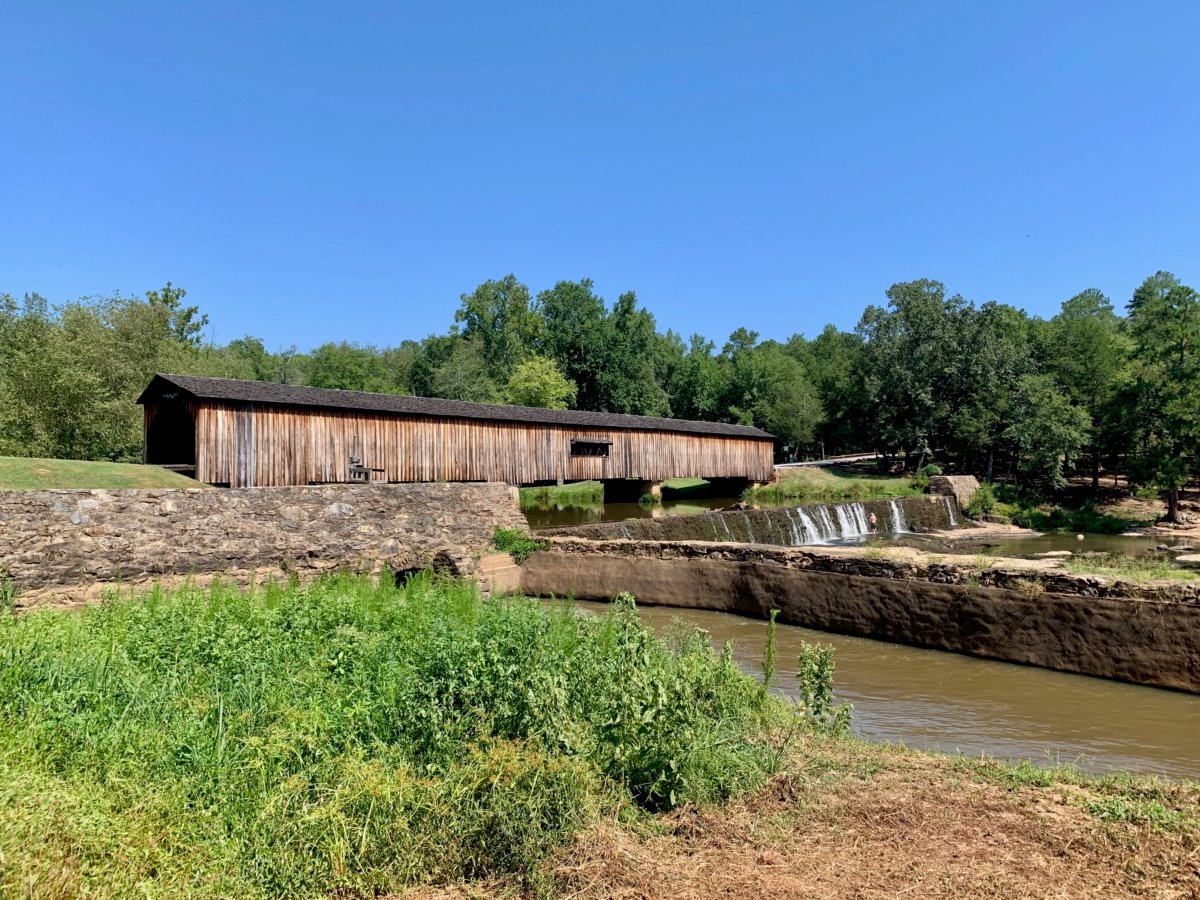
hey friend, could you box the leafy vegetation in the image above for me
[0,455,203,490]
[965,483,998,518]
[0,576,793,897]
[491,526,549,563]
[795,643,853,735]
[984,484,1150,533]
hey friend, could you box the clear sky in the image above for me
[3,1,1198,351]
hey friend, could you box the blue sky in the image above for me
[3,1,1197,351]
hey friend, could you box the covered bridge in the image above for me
[138,374,775,492]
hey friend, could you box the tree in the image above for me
[856,280,968,468]
[717,331,821,452]
[305,342,396,393]
[946,302,1036,480]
[1125,271,1200,521]
[504,355,577,409]
[421,337,501,403]
[1046,289,1131,487]
[1002,374,1090,488]
[454,275,540,382]
[596,291,669,416]
[668,334,726,422]
[803,325,866,456]
[146,282,208,346]
[535,279,610,410]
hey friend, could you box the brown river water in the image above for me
[565,599,1200,780]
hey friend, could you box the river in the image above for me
[565,599,1200,780]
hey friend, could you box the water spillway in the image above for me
[543,495,959,545]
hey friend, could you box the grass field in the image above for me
[0,456,202,490]
[749,466,924,505]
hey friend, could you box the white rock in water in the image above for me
[1076,534,1085,541]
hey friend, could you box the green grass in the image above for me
[958,756,1198,834]
[747,466,924,506]
[0,455,203,490]
[519,478,714,510]
[519,480,604,508]
[1061,553,1198,583]
[0,575,788,897]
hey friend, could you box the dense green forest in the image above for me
[2,272,1197,515]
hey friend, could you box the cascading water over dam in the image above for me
[544,495,961,546]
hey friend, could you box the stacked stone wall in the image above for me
[1,483,525,610]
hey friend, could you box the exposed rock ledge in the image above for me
[520,538,1200,693]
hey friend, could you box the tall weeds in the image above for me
[0,575,786,897]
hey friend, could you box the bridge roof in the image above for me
[139,374,774,440]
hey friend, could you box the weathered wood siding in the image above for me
[190,402,774,487]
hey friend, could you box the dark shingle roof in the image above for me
[138,374,774,439]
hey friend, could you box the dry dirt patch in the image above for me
[397,745,1200,900]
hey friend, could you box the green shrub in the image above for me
[493,526,549,563]
[965,483,998,518]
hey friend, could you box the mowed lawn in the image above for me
[0,456,203,490]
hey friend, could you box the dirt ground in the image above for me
[397,740,1200,900]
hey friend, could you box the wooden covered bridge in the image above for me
[138,374,774,494]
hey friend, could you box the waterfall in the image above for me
[829,503,872,540]
[832,504,853,536]
[816,507,837,541]
[686,497,955,548]
[784,509,801,545]
[741,511,757,543]
[796,508,825,542]
[851,503,871,534]
[620,521,631,539]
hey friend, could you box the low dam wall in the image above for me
[520,539,1200,693]
[543,494,960,545]
[2,483,526,610]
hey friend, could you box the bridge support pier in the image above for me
[601,479,662,503]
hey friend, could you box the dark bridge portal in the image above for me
[145,399,196,468]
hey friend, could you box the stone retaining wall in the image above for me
[520,539,1200,693]
[2,483,526,610]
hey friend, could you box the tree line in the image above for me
[1,271,1197,516]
